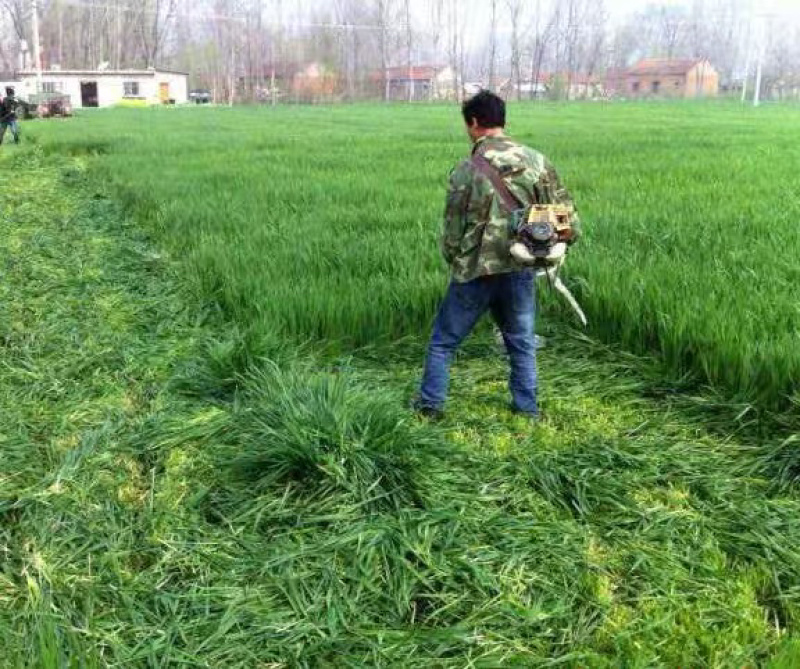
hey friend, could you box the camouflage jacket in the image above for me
[441,134,580,283]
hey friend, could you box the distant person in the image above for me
[414,90,578,420]
[0,87,21,146]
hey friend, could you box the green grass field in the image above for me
[1,102,800,666]
[31,101,800,412]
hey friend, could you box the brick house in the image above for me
[604,68,628,97]
[382,66,456,101]
[625,59,719,98]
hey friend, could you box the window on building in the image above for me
[123,81,140,97]
[632,81,640,93]
[42,81,61,94]
[652,80,661,94]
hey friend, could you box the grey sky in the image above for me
[603,0,797,18]
[289,1,799,36]
[453,0,799,52]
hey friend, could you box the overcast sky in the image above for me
[286,0,799,55]
[455,0,799,49]
[601,0,797,19]
[478,0,800,21]
[289,0,800,34]
[464,0,800,28]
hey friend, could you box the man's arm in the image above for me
[440,164,471,264]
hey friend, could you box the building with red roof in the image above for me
[624,59,719,98]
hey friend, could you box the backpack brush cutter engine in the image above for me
[468,150,586,327]
[510,204,576,268]
[510,203,587,327]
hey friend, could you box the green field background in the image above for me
[30,102,800,411]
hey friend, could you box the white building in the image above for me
[384,65,458,101]
[16,68,188,107]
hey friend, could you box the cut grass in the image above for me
[2,147,800,665]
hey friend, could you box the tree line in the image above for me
[1,0,799,102]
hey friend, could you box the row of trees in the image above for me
[0,0,177,72]
[1,0,799,101]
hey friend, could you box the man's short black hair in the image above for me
[5,87,14,96]
[462,90,505,129]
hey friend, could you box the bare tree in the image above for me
[583,0,607,81]
[529,0,557,100]
[506,0,524,100]
[429,0,443,65]
[403,0,412,101]
[658,5,685,59]
[487,0,497,89]
[2,0,791,106]
[1,0,28,42]
[557,0,592,98]
[375,0,392,101]
[138,0,177,67]
[445,0,465,101]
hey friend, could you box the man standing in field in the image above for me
[0,87,21,146]
[415,90,577,420]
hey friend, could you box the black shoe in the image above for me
[412,401,444,422]
[510,406,541,421]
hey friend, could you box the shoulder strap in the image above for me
[470,150,523,213]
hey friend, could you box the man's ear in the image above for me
[468,117,480,130]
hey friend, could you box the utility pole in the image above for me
[753,14,767,107]
[55,0,64,67]
[405,0,413,102]
[488,0,497,91]
[752,54,762,106]
[271,0,282,106]
[270,40,276,106]
[31,0,43,93]
[741,31,751,103]
[116,0,123,69]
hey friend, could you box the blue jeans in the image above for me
[0,120,19,144]
[419,270,538,414]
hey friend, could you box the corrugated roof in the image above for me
[385,66,444,81]
[18,68,188,77]
[627,59,705,76]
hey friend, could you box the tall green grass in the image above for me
[29,102,800,410]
